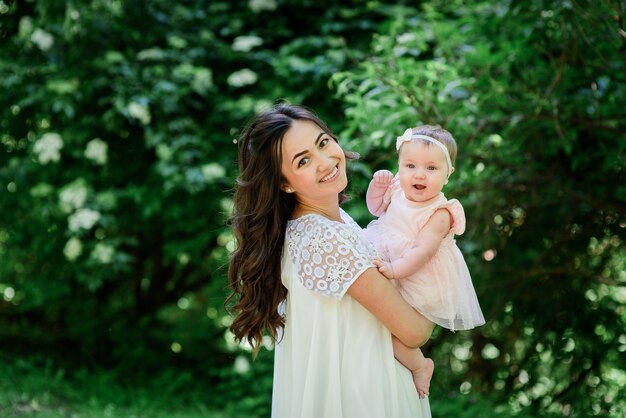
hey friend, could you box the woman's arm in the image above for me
[347,267,433,348]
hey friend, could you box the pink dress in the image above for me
[364,189,485,331]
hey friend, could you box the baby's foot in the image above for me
[411,358,434,399]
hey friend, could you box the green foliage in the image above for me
[1,0,625,416]
[0,354,225,417]
[0,0,387,358]
[0,0,419,415]
[333,0,626,416]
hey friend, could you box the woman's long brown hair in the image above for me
[226,103,355,355]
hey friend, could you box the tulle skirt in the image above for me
[366,227,485,331]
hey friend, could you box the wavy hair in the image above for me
[226,103,357,355]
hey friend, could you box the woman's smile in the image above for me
[320,165,339,183]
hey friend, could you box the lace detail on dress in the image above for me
[286,213,377,299]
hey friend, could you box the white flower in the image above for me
[91,243,115,264]
[201,163,226,182]
[173,63,195,79]
[137,47,166,61]
[488,134,503,146]
[233,355,251,374]
[192,68,213,94]
[227,69,258,88]
[18,17,33,38]
[254,100,273,114]
[68,208,101,232]
[397,33,417,44]
[167,35,187,49]
[220,198,233,213]
[177,253,190,265]
[249,0,277,12]
[3,287,15,302]
[63,237,83,261]
[232,35,263,52]
[33,132,63,164]
[127,101,151,125]
[31,28,54,51]
[59,180,88,213]
[84,138,108,165]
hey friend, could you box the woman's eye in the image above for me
[320,138,329,147]
[298,157,309,167]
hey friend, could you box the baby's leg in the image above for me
[392,336,435,399]
[391,307,435,397]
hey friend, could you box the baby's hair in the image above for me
[411,125,458,165]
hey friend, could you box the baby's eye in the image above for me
[427,166,437,171]
[298,157,309,167]
[406,163,415,169]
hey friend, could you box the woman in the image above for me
[227,103,432,417]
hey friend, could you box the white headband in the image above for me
[396,128,453,177]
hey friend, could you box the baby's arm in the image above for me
[376,208,451,279]
[366,169,394,217]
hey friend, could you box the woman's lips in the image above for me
[320,165,339,183]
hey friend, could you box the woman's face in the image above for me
[280,119,347,207]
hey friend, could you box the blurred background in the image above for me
[1,0,625,417]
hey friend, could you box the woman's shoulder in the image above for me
[286,210,376,255]
[285,209,377,299]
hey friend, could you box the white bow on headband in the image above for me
[396,128,453,178]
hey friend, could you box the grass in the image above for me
[1,354,544,418]
[0,356,230,418]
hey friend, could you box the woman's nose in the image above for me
[318,152,335,170]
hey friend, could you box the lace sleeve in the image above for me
[286,215,376,300]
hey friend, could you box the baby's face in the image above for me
[397,140,451,205]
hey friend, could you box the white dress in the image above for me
[271,209,432,418]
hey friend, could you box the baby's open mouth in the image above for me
[414,184,426,190]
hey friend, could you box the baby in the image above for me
[364,125,485,398]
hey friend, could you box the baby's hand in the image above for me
[372,170,394,188]
[373,257,395,280]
